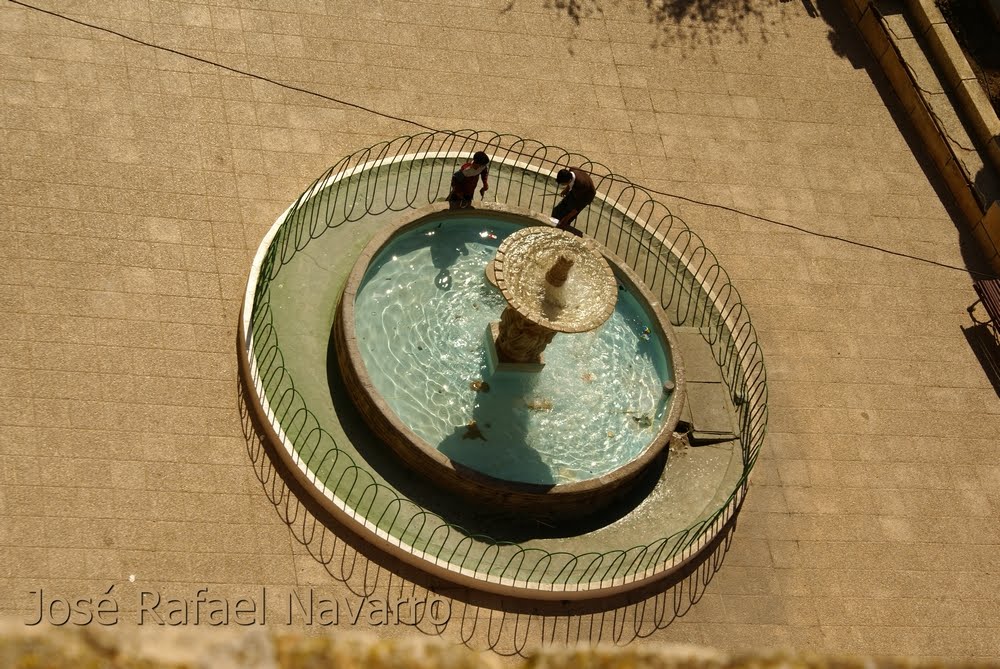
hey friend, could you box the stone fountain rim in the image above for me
[335,202,687,515]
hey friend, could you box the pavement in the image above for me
[2,0,1000,660]
[842,0,1000,266]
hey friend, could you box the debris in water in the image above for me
[525,398,553,411]
[581,372,595,383]
[462,420,487,441]
[628,412,653,428]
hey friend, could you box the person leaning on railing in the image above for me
[447,151,490,209]
[551,167,595,237]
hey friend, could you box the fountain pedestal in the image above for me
[495,306,556,364]
[484,319,547,375]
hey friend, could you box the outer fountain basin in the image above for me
[335,204,686,518]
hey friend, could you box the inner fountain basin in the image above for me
[335,205,686,519]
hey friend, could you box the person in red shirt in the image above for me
[447,151,490,209]
[551,167,596,236]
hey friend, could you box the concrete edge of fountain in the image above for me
[334,202,687,521]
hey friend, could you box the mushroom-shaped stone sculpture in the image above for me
[491,226,618,364]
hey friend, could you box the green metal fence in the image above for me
[242,130,767,592]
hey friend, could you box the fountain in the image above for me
[334,204,686,519]
[240,139,766,597]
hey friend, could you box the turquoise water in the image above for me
[353,216,675,485]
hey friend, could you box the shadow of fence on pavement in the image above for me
[238,374,737,657]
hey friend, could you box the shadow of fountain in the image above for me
[436,382,557,488]
[239,372,740,654]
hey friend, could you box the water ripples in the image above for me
[354,217,675,484]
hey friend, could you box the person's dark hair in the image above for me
[556,168,573,183]
[472,151,490,165]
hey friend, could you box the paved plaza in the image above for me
[2,0,1000,660]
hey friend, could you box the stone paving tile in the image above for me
[3,0,1000,660]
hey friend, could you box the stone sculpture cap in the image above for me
[493,226,617,333]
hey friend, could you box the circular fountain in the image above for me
[240,136,767,599]
[335,204,686,519]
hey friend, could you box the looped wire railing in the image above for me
[242,130,768,594]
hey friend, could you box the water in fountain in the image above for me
[353,215,676,485]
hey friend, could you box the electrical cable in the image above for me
[6,0,438,133]
[8,0,999,280]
